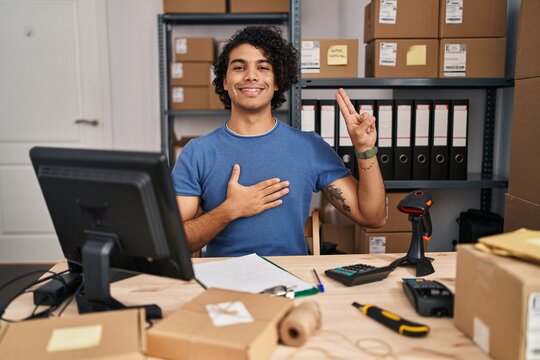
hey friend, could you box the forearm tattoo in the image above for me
[326,185,351,212]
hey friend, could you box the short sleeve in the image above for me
[309,133,351,191]
[171,140,202,196]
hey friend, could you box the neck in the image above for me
[227,106,275,136]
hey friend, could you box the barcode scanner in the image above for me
[390,191,435,277]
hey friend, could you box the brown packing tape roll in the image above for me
[279,301,322,347]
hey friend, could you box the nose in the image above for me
[244,66,258,82]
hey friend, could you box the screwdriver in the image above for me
[351,302,429,337]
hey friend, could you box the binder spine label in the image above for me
[359,105,374,117]
[301,105,316,132]
[321,105,335,146]
[397,105,412,147]
[339,113,353,146]
[378,105,393,147]
[415,105,430,146]
[452,105,468,146]
[434,105,449,146]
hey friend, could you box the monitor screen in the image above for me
[30,146,194,318]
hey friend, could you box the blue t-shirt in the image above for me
[172,120,349,257]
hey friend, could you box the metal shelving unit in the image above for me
[302,77,514,211]
[158,0,301,167]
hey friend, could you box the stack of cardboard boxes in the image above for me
[364,0,507,78]
[320,192,428,254]
[505,0,540,231]
[438,0,507,78]
[364,0,440,78]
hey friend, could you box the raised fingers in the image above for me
[336,88,356,117]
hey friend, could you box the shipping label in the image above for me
[446,0,463,24]
[379,0,397,24]
[527,293,540,360]
[175,38,187,54]
[369,236,386,254]
[379,42,397,67]
[172,87,184,103]
[301,41,321,74]
[443,44,467,77]
[172,63,183,79]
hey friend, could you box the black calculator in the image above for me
[325,263,395,286]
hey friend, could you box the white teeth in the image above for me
[241,88,262,94]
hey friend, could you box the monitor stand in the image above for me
[76,231,162,321]
[389,216,435,277]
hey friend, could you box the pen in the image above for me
[351,302,429,337]
[313,269,325,293]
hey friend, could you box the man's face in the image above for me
[223,43,277,112]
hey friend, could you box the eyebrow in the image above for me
[229,59,272,66]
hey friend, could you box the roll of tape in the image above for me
[279,301,322,347]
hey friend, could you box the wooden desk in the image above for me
[3,253,489,359]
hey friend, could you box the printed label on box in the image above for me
[327,45,348,66]
[444,44,467,77]
[446,0,463,24]
[379,0,397,24]
[369,236,386,254]
[206,301,254,327]
[175,38,187,54]
[301,41,321,73]
[172,87,184,103]
[379,42,397,67]
[527,293,540,360]
[172,63,184,79]
[473,317,490,354]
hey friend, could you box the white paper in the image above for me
[172,63,183,79]
[452,105,468,147]
[379,0,397,24]
[415,104,430,146]
[527,293,540,360]
[444,44,467,77]
[379,42,397,67]
[206,301,254,327]
[194,253,314,294]
[172,87,184,103]
[301,41,321,74]
[339,113,352,146]
[446,0,463,24]
[175,38,187,54]
[473,317,490,354]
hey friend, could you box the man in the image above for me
[172,26,385,257]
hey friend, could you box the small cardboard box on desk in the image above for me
[146,288,294,360]
[454,242,540,360]
[0,308,146,359]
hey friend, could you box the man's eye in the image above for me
[233,66,244,71]
[259,66,270,71]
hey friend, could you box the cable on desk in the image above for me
[0,269,69,323]
[57,281,83,318]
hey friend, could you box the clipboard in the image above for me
[193,254,319,298]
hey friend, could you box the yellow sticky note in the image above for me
[47,325,102,352]
[406,45,427,66]
[327,45,348,65]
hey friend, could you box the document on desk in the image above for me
[194,254,317,298]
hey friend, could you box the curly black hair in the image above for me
[212,26,299,110]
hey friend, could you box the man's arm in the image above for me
[177,163,290,252]
[324,89,386,227]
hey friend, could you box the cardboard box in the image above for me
[366,192,411,232]
[508,77,540,203]
[439,38,506,78]
[301,39,358,78]
[504,193,540,232]
[454,245,540,360]
[515,0,540,80]
[208,85,223,110]
[174,37,215,62]
[356,230,422,254]
[439,0,507,38]
[170,62,213,87]
[163,0,226,14]
[229,0,289,13]
[171,86,209,110]
[365,39,439,78]
[146,288,294,360]
[0,309,145,359]
[321,223,356,254]
[364,0,439,43]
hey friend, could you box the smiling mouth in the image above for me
[238,87,264,96]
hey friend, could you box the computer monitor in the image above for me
[30,146,194,319]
